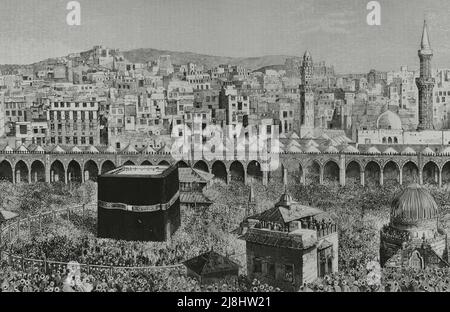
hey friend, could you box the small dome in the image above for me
[390,184,439,227]
[377,110,402,130]
[276,193,294,208]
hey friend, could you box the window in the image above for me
[253,258,262,273]
[116,142,121,149]
[89,137,94,145]
[81,137,86,145]
[58,137,62,144]
[267,262,275,278]
[284,264,294,282]
[19,125,27,135]
[73,137,78,145]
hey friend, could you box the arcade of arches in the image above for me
[1,157,450,188]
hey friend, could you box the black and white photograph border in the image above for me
[1,0,450,303]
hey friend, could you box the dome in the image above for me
[390,184,439,227]
[376,110,402,130]
[276,193,294,208]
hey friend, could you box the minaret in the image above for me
[299,50,315,137]
[416,20,435,130]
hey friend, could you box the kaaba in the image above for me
[97,165,181,242]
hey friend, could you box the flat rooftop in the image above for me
[106,166,171,176]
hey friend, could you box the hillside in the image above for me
[123,48,293,70]
[1,48,296,72]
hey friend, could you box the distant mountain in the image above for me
[123,48,294,70]
[252,64,287,73]
[1,48,295,72]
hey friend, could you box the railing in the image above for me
[0,203,185,275]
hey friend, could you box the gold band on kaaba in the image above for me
[98,191,180,212]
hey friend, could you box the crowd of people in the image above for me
[301,267,450,292]
[2,179,450,292]
[10,234,199,268]
[0,259,282,292]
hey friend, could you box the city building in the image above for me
[219,86,250,127]
[299,51,315,138]
[240,193,338,291]
[47,97,101,146]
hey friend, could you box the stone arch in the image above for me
[31,160,46,183]
[394,137,398,144]
[230,161,245,183]
[158,160,171,166]
[306,160,321,184]
[141,160,153,166]
[123,160,135,166]
[422,161,439,185]
[247,160,263,181]
[84,160,99,182]
[442,162,450,187]
[67,160,82,183]
[383,161,400,184]
[323,160,339,184]
[388,137,392,144]
[346,161,361,185]
[365,161,381,186]
[382,137,387,144]
[0,160,13,183]
[176,160,189,168]
[14,160,29,184]
[402,161,419,185]
[101,160,116,174]
[50,160,65,183]
[212,161,227,182]
[193,160,209,173]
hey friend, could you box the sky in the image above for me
[1,0,450,73]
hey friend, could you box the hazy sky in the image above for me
[1,0,450,73]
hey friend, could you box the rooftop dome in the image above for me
[276,193,294,208]
[390,184,439,227]
[377,110,402,130]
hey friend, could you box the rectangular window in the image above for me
[253,258,262,273]
[267,262,275,278]
[284,264,294,283]
[73,137,78,145]
[19,125,27,135]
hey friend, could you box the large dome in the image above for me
[377,110,402,130]
[390,184,439,226]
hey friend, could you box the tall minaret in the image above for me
[299,50,315,137]
[416,20,435,130]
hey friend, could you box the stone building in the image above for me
[47,97,101,146]
[299,51,315,138]
[240,193,338,291]
[183,250,240,285]
[380,184,449,268]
